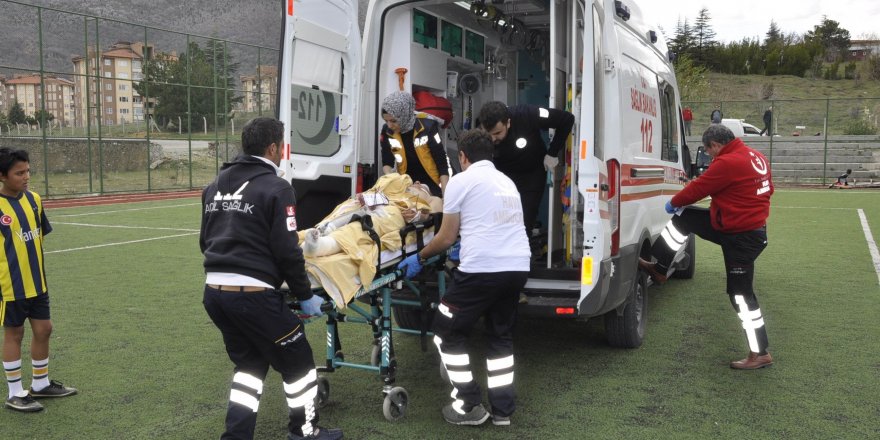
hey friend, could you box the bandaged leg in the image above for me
[302,228,342,257]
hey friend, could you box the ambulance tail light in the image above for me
[607,159,621,256]
[356,164,368,193]
[555,307,576,315]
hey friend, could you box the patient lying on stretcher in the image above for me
[300,173,442,257]
[295,173,442,308]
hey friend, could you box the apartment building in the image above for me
[3,73,76,126]
[0,75,7,117]
[240,65,277,114]
[72,41,151,127]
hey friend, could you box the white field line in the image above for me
[857,209,880,286]
[774,206,855,210]
[775,189,879,194]
[51,202,200,218]
[53,222,199,232]
[46,232,198,254]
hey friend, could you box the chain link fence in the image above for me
[0,0,278,197]
[681,98,880,185]
[1,1,878,193]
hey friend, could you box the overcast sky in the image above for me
[639,0,879,43]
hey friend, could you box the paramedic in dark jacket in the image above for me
[639,124,775,370]
[380,91,450,197]
[200,117,343,440]
[477,101,574,234]
[398,129,530,426]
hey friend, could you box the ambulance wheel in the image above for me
[604,271,648,348]
[672,234,696,279]
[315,377,330,408]
[382,387,409,422]
[391,306,430,331]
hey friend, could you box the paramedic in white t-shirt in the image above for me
[398,129,530,427]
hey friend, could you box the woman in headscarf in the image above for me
[379,91,450,197]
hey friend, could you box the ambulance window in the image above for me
[592,5,604,159]
[288,37,344,157]
[658,82,679,163]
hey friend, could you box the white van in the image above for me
[720,118,746,138]
[278,0,695,348]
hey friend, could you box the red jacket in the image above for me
[672,138,773,233]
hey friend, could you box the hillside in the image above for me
[0,0,282,75]
[704,72,880,101]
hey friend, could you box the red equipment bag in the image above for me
[413,90,453,128]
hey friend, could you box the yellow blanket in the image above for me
[298,173,437,308]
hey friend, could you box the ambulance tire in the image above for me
[672,233,696,279]
[604,271,648,348]
[391,272,444,331]
[392,305,433,331]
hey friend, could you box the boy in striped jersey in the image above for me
[1,148,77,413]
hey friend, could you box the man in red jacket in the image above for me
[640,124,774,370]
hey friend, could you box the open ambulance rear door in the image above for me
[278,0,361,229]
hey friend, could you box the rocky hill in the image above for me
[0,0,283,76]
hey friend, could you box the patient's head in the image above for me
[406,182,443,213]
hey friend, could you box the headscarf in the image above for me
[381,91,416,133]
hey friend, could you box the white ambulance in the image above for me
[278,0,695,348]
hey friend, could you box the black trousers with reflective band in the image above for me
[203,286,317,439]
[432,269,528,417]
[651,207,770,353]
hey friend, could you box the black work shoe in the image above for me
[491,414,511,426]
[442,403,490,426]
[5,394,44,412]
[638,258,668,284]
[30,380,78,398]
[286,426,344,440]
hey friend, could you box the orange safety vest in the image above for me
[384,117,442,186]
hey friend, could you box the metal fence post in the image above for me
[144,25,152,193]
[822,98,830,185]
[37,7,50,195]
[186,34,193,189]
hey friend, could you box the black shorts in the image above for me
[1,294,51,327]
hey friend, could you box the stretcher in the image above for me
[289,214,450,422]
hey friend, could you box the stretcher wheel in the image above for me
[315,377,330,408]
[382,387,408,422]
[370,340,396,367]
[370,344,381,367]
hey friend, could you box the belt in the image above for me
[206,284,271,293]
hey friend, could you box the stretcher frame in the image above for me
[291,216,448,422]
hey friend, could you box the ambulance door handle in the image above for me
[630,167,664,178]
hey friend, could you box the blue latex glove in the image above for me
[398,254,423,279]
[665,200,677,214]
[448,242,461,262]
[300,295,325,317]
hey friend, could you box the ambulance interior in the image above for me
[373,0,584,269]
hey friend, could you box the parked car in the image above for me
[742,122,762,136]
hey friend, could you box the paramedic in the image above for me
[380,91,450,197]
[639,124,775,370]
[477,101,575,234]
[200,117,343,440]
[1,148,77,413]
[398,129,530,426]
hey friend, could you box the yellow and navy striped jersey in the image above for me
[0,191,52,301]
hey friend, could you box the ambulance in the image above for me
[278,0,695,348]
